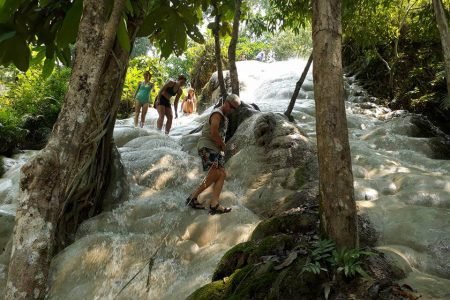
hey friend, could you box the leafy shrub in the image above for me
[0,64,70,153]
[1,65,70,126]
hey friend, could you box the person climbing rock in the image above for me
[186,94,241,215]
[155,74,186,134]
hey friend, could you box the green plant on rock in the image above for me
[330,248,373,278]
[301,239,334,275]
[301,239,373,279]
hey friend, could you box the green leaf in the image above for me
[138,5,171,37]
[355,266,370,278]
[0,30,15,43]
[42,57,55,78]
[57,47,72,66]
[11,35,31,72]
[186,26,205,43]
[0,0,24,22]
[125,0,133,15]
[117,17,130,53]
[56,0,83,48]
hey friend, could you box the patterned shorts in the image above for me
[198,147,225,171]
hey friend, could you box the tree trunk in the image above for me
[284,53,313,121]
[228,0,242,96]
[433,0,450,99]
[312,0,358,249]
[213,2,227,100]
[5,0,137,298]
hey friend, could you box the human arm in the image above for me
[133,82,141,98]
[209,113,225,151]
[193,95,197,112]
[173,88,183,118]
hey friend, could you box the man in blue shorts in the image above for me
[186,94,241,214]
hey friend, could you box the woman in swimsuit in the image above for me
[134,71,154,128]
[182,87,196,114]
[155,74,187,134]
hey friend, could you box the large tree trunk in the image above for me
[284,53,313,121]
[312,0,358,249]
[212,2,227,99]
[433,0,450,98]
[228,0,242,95]
[5,0,138,298]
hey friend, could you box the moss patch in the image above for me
[186,278,229,300]
[251,211,318,241]
[212,241,256,281]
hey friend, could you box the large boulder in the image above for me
[226,112,319,217]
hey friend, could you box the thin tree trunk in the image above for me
[284,53,313,121]
[212,2,227,99]
[5,0,132,298]
[228,0,242,95]
[312,0,358,249]
[374,49,393,97]
[433,0,450,99]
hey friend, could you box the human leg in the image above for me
[209,167,226,208]
[134,101,142,127]
[156,104,165,130]
[141,103,149,127]
[190,166,222,199]
[164,106,173,134]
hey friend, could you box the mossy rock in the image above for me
[0,156,4,177]
[212,234,296,281]
[212,241,256,281]
[251,210,318,241]
[186,278,230,300]
[191,256,326,300]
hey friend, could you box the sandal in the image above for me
[209,203,232,215]
[186,196,205,210]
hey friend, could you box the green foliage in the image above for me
[0,64,70,126]
[0,0,207,73]
[138,0,206,59]
[245,0,310,35]
[301,239,373,279]
[131,37,152,58]
[236,36,266,60]
[270,28,312,60]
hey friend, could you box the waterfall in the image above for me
[0,59,449,299]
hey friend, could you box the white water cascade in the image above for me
[0,59,449,299]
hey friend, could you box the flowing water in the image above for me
[0,59,449,299]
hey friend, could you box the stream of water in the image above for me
[0,59,449,299]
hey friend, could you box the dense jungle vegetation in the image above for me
[2,0,448,155]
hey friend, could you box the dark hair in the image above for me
[178,74,187,81]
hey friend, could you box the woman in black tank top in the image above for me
[155,74,187,134]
